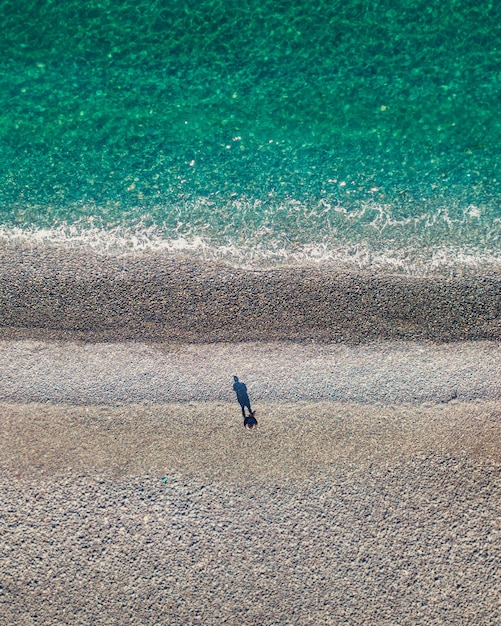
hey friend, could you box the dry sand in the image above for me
[2,400,500,481]
[1,398,500,625]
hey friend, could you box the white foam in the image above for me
[0,202,499,276]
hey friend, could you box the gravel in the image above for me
[1,460,499,626]
[0,340,500,405]
[1,400,500,625]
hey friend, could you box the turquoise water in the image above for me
[1,0,500,271]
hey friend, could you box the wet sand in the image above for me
[1,243,500,343]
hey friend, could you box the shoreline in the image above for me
[1,243,500,343]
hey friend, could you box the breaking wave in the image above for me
[1,197,499,276]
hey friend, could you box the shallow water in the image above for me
[1,0,500,271]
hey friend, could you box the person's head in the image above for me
[233,375,239,383]
[245,411,257,429]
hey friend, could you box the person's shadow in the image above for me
[233,375,257,429]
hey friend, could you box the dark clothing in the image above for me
[233,379,252,417]
[244,414,258,429]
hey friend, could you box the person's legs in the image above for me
[240,402,246,417]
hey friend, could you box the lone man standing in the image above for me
[233,375,253,418]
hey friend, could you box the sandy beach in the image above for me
[1,338,500,624]
[1,244,500,624]
[1,399,500,625]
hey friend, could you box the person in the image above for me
[244,411,258,430]
[233,376,257,428]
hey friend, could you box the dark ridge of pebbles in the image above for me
[0,244,500,343]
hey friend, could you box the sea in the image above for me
[1,0,500,275]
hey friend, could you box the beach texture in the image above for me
[2,0,501,621]
[0,339,500,405]
[1,335,501,625]
[1,244,500,343]
[1,244,500,624]
[1,399,500,625]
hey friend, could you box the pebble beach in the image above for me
[2,0,501,622]
[0,244,500,624]
[1,341,500,624]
